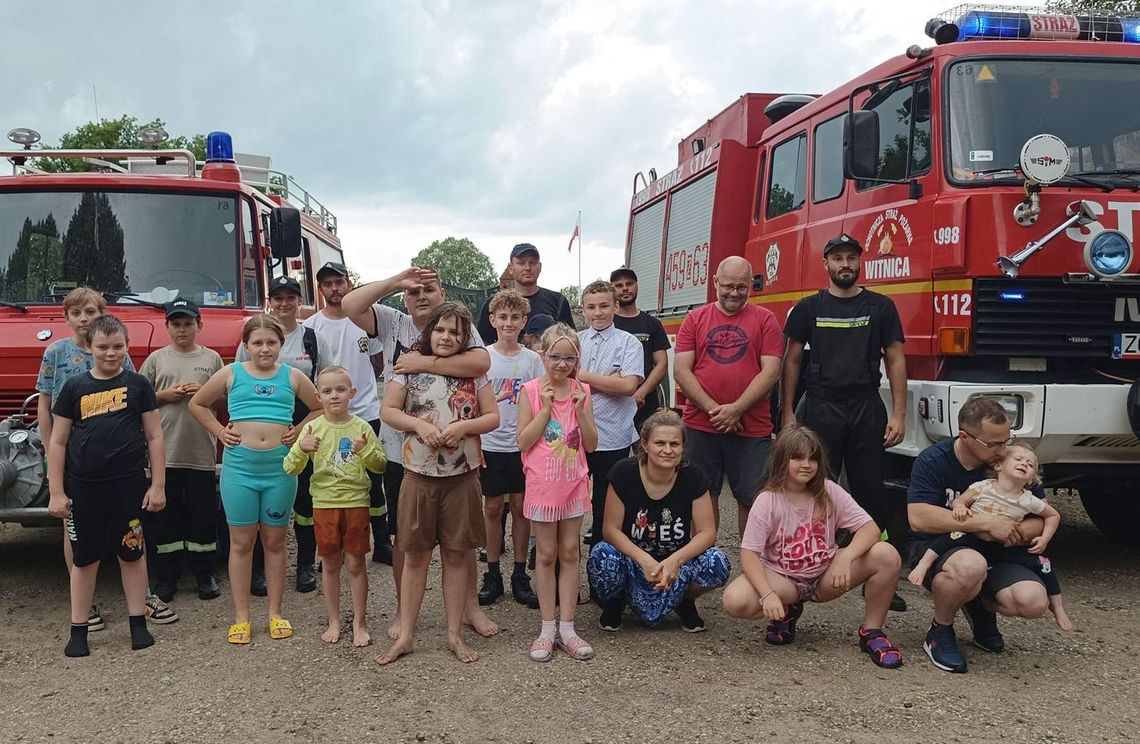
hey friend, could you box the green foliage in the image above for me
[560,284,581,307]
[34,116,206,173]
[411,237,496,290]
[1045,0,1140,12]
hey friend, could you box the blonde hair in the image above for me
[540,323,581,376]
[62,287,106,316]
[488,289,531,317]
[764,426,834,522]
[316,365,352,385]
[241,313,285,344]
[995,441,1043,486]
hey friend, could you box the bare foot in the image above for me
[463,607,500,638]
[322,622,341,644]
[448,634,479,663]
[376,637,414,666]
[387,620,401,640]
[1051,601,1074,631]
[352,623,372,648]
[907,563,930,587]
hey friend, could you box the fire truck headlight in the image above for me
[1085,230,1132,278]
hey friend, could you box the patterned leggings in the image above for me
[587,542,730,626]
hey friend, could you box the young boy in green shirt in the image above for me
[284,365,387,646]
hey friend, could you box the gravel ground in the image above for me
[1,490,1138,744]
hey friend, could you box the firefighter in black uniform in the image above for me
[781,234,909,611]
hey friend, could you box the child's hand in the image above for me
[299,427,322,454]
[142,485,166,512]
[416,420,443,448]
[829,553,853,592]
[281,425,300,446]
[762,591,786,622]
[952,503,970,521]
[219,422,242,447]
[540,381,555,411]
[439,421,466,448]
[48,492,72,519]
[351,427,369,454]
[571,386,587,412]
[1028,535,1051,555]
[180,382,201,396]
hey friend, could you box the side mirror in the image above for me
[269,207,302,259]
[843,111,880,181]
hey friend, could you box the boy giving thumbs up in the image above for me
[284,366,387,647]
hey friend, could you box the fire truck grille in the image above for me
[973,278,1140,358]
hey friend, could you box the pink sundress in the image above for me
[520,378,591,523]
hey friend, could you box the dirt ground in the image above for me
[1,490,1138,744]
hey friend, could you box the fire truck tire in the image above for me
[1078,478,1140,547]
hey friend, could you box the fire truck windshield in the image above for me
[947,59,1140,185]
[0,190,241,306]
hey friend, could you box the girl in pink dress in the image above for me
[516,324,598,661]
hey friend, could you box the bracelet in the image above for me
[759,591,775,605]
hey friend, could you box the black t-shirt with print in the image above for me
[784,288,904,395]
[477,286,574,344]
[614,311,671,411]
[53,370,159,481]
[608,457,707,561]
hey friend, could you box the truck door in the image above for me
[756,131,808,307]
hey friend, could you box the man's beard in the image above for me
[830,270,858,289]
[617,295,636,308]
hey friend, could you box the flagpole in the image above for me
[577,210,582,294]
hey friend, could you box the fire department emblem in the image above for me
[865,208,914,256]
[765,244,780,283]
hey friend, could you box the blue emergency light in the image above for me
[206,131,235,162]
[998,291,1026,303]
[928,9,1140,44]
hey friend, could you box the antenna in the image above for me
[92,85,99,120]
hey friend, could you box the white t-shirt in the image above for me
[303,312,382,420]
[371,304,485,465]
[236,324,313,380]
[481,344,544,453]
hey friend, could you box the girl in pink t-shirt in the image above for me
[517,324,597,662]
[721,426,904,669]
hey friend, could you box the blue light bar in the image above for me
[958,11,1027,40]
[954,10,1140,42]
[206,131,234,162]
[1124,18,1140,43]
[998,291,1026,302]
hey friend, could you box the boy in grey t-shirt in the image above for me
[139,298,224,601]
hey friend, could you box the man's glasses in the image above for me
[717,281,750,294]
[546,353,578,366]
[963,430,1014,449]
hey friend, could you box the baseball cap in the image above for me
[269,275,303,296]
[165,296,200,319]
[823,234,863,256]
[510,243,540,260]
[610,267,638,282]
[523,313,556,337]
[316,261,348,280]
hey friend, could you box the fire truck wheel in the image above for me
[1079,478,1140,547]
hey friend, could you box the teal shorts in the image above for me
[220,445,297,527]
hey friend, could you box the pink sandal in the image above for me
[556,634,594,661]
[529,636,554,662]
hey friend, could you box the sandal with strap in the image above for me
[556,634,595,661]
[529,636,554,663]
[227,621,252,645]
[268,617,294,640]
[765,602,804,645]
[859,626,903,669]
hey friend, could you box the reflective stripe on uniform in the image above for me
[293,512,314,526]
[369,506,387,517]
[186,541,217,553]
[154,541,184,555]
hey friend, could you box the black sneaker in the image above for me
[478,547,488,563]
[478,571,504,605]
[196,573,221,601]
[250,570,268,597]
[890,592,908,612]
[599,599,624,631]
[963,598,1005,653]
[582,527,593,545]
[675,598,706,633]
[923,622,967,673]
[296,565,318,594]
[152,579,177,604]
[371,540,394,565]
[527,543,536,571]
[511,572,540,609]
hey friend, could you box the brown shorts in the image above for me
[313,506,372,557]
[398,469,486,553]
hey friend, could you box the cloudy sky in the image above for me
[4,0,1048,290]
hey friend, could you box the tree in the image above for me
[411,237,496,290]
[1045,0,1140,11]
[560,284,581,307]
[61,193,127,293]
[34,116,206,173]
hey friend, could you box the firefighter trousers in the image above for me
[147,467,218,581]
[795,390,905,544]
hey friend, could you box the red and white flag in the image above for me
[567,221,580,253]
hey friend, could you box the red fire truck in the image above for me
[0,130,342,524]
[625,6,1140,544]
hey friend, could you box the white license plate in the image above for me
[1113,333,1140,359]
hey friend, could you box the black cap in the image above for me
[823,234,863,256]
[316,261,348,280]
[523,313,556,337]
[165,296,200,319]
[269,275,303,296]
[610,267,637,282]
[510,243,540,260]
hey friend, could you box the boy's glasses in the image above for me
[546,353,578,366]
[962,430,1014,449]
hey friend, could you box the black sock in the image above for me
[65,623,90,658]
[129,614,154,650]
[513,561,527,577]
[487,561,501,577]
